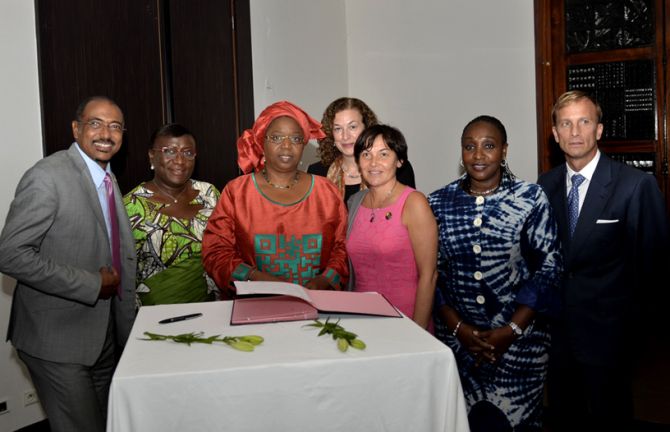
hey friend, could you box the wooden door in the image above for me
[36,0,253,193]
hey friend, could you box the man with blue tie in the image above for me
[538,90,669,431]
[0,96,136,432]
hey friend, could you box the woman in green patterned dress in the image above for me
[124,123,220,307]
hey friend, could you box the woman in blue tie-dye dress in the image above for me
[428,115,562,431]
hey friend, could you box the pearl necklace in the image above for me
[262,168,299,189]
[369,181,396,223]
[152,181,188,207]
[469,184,499,196]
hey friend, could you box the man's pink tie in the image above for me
[104,173,122,298]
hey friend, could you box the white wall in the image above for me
[345,0,538,193]
[0,1,48,430]
[250,0,538,194]
[249,0,349,163]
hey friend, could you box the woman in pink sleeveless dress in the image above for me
[346,124,437,330]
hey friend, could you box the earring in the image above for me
[150,164,154,170]
[501,159,507,167]
[459,159,464,168]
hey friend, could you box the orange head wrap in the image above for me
[236,100,326,174]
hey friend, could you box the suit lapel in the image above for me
[66,145,110,240]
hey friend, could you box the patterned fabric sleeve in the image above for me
[515,186,563,314]
[427,188,451,309]
[200,181,221,206]
[123,185,148,254]
[319,181,349,288]
[201,181,245,292]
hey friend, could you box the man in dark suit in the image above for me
[538,90,669,431]
[0,96,136,432]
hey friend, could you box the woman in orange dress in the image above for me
[202,101,348,298]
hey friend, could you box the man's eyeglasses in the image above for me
[78,119,126,133]
[157,147,197,160]
[266,134,305,146]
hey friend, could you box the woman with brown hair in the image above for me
[308,97,415,203]
[346,124,436,330]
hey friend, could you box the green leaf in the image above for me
[202,335,220,344]
[142,331,169,341]
[350,339,366,350]
[172,333,200,345]
[238,335,264,345]
[303,317,367,353]
[140,331,263,351]
[227,340,255,352]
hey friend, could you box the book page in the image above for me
[234,281,314,304]
[234,281,401,318]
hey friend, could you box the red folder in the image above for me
[231,281,402,325]
[231,295,318,325]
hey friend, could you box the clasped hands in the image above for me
[457,322,516,366]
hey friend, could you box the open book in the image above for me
[230,281,402,325]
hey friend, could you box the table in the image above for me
[107,301,470,432]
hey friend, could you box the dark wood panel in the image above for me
[566,47,656,64]
[167,0,240,191]
[534,0,555,173]
[534,0,669,210]
[36,0,165,193]
[35,0,253,194]
[233,0,256,137]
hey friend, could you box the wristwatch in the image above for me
[509,321,523,336]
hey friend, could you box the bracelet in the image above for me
[451,320,463,337]
[509,321,524,337]
[247,268,257,281]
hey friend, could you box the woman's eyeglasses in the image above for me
[265,134,304,146]
[157,147,196,160]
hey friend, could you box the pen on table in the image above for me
[158,313,203,324]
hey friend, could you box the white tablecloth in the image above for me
[107,301,469,432]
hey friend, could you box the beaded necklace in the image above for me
[468,184,499,196]
[262,168,300,189]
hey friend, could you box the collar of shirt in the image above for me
[565,149,600,189]
[74,142,112,188]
